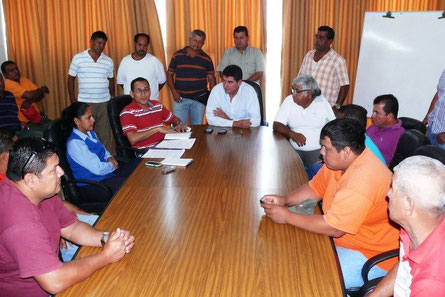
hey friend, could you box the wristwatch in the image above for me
[101,232,110,247]
[334,103,341,109]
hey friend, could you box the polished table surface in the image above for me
[58,126,344,297]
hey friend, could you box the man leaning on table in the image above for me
[0,137,135,297]
[206,65,260,128]
[120,77,185,149]
[261,118,399,289]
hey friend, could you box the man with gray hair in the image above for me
[167,29,216,125]
[273,75,335,167]
[369,155,445,297]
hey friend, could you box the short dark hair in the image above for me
[91,31,108,41]
[320,118,366,154]
[190,29,206,40]
[318,26,335,40]
[0,131,14,154]
[338,104,368,129]
[373,94,399,118]
[1,60,16,74]
[62,102,91,133]
[222,65,243,81]
[7,137,55,181]
[131,77,150,91]
[234,26,248,36]
[134,33,150,44]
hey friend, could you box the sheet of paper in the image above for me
[161,158,193,167]
[155,138,196,149]
[142,149,185,159]
[164,132,192,140]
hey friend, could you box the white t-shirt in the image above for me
[116,53,166,100]
[206,82,260,127]
[274,95,335,151]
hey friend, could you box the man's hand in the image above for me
[173,91,182,103]
[158,126,178,134]
[437,132,445,145]
[21,101,32,109]
[289,131,306,146]
[107,157,119,169]
[103,228,135,263]
[174,123,186,132]
[213,108,230,120]
[233,119,251,129]
[261,203,290,224]
[260,194,287,206]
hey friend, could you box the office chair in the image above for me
[389,129,430,171]
[243,80,268,126]
[399,117,427,134]
[415,145,445,164]
[44,119,111,213]
[107,95,146,161]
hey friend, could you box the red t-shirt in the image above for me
[0,173,5,183]
[120,100,175,148]
[0,179,77,297]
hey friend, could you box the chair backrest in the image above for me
[242,80,267,126]
[400,117,427,134]
[389,129,430,171]
[414,145,445,165]
[107,95,134,159]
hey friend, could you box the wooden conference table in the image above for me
[58,126,344,297]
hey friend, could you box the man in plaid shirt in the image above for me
[298,26,349,111]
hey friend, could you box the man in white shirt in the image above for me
[117,33,166,100]
[273,75,335,167]
[206,65,260,128]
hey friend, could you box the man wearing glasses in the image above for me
[0,137,135,296]
[273,75,335,167]
[297,26,349,111]
[120,77,185,149]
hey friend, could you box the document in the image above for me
[155,139,196,149]
[161,158,193,167]
[164,132,192,140]
[142,149,185,159]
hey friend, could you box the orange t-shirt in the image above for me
[4,77,41,122]
[309,148,399,271]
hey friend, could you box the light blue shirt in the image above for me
[206,82,260,127]
[429,69,445,134]
[66,129,114,176]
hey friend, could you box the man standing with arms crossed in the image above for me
[298,26,349,110]
[68,31,115,151]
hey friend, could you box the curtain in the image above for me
[281,0,445,104]
[2,0,167,119]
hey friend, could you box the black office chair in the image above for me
[107,95,146,161]
[43,119,111,213]
[415,145,445,164]
[389,129,430,171]
[400,117,427,134]
[243,80,268,126]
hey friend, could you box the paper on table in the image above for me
[161,158,193,167]
[164,132,192,140]
[155,138,196,149]
[142,149,185,159]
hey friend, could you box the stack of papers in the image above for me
[164,132,192,140]
[155,138,196,149]
[161,158,193,167]
[142,149,185,159]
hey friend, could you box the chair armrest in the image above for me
[66,179,113,197]
[116,145,147,157]
[362,249,399,282]
[357,277,384,297]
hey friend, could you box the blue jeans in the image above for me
[428,126,445,150]
[173,97,205,126]
[60,214,99,262]
[336,247,388,289]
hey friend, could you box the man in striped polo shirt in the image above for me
[68,31,115,151]
[297,26,349,111]
[167,29,216,125]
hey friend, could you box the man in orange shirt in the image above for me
[2,61,51,136]
[261,118,399,289]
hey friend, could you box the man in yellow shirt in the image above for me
[1,61,51,136]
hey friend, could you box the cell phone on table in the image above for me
[217,129,227,135]
[145,161,162,167]
[204,128,213,134]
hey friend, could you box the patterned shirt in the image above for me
[68,49,114,103]
[168,46,214,99]
[298,48,349,106]
[428,69,445,134]
[0,90,20,130]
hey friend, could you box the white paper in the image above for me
[142,149,185,159]
[161,158,193,167]
[164,132,192,140]
[155,139,196,149]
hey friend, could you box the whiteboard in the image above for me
[353,11,445,120]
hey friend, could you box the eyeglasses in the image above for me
[21,138,54,178]
[134,88,150,95]
[291,87,310,94]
